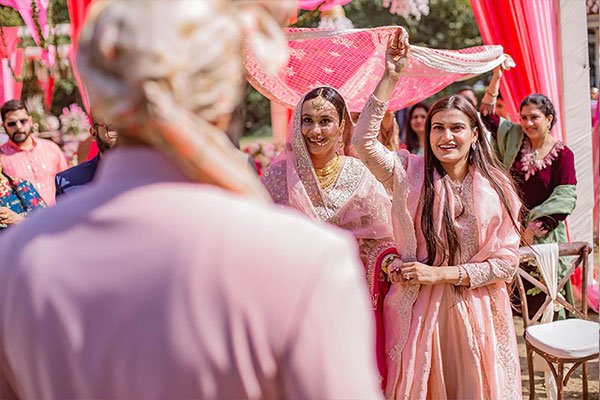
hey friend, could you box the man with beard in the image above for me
[0,100,68,206]
[55,120,117,198]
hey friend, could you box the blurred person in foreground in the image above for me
[55,120,117,199]
[0,1,382,399]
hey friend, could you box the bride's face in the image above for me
[300,98,342,160]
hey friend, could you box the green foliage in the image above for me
[0,6,23,26]
[243,84,272,137]
[51,0,70,24]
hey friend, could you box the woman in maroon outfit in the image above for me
[480,66,577,317]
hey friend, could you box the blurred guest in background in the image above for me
[0,99,67,206]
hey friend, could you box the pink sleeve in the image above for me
[281,236,384,399]
[352,94,396,188]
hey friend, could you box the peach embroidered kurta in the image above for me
[0,148,383,400]
[353,95,522,400]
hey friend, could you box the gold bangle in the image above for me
[455,266,465,286]
[486,90,498,97]
[381,255,398,274]
[481,100,496,106]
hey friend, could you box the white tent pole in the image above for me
[557,0,595,272]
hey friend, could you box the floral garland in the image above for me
[242,140,281,176]
[519,137,565,181]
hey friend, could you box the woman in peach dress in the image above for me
[352,29,522,399]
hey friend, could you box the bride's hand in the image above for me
[385,27,410,77]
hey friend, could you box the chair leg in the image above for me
[556,361,564,400]
[582,361,589,400]
[526,344,535,400]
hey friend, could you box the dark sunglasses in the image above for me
[5,118,29,128]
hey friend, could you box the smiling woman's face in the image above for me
[429,109,477,169]
[300,98,341,161]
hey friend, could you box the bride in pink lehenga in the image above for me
[352,29,523,399]
[261,86,396,388]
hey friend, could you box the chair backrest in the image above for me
[516,241,592,329]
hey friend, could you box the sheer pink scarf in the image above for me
[245,26,514,112]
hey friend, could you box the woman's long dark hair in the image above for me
[2,172,28,212]
[403,102,429,154]
[420,95,521,266]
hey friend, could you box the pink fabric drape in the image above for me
[67,45,89,113]
[66,0,93,50]
[0,27,23,105]
[593,99,599,238]
[470,0,564,142]
[66,0,96,159]
[270,101,292,148]
[0,0,55,69]
[66,0,93,113]
[297,0,352,11]
[0,0,48,46]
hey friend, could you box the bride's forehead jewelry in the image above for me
[312,89,327,110]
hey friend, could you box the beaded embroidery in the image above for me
[519,137,565,181]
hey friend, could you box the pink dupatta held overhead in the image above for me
[353,95,522,400]
[261,88,395,385]
[245,26,514,112]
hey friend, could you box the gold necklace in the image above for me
[314,156,342,189]
[315,155,340,177]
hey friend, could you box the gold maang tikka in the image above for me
[312,88,326,110]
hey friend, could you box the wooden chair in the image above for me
[516,242,598,400]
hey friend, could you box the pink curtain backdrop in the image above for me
[297,0,353,11]
[66,0,97,160]
[66,0,93,114]
[471,0,600,313]
[592,99,599,238]
[66,0,93,50]
[0,27,23,105]
[470,0,564,143]
[0,0,48,46]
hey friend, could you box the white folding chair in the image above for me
[516,242,598,400]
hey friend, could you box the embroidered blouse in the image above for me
[0,177,46,229]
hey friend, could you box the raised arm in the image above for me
[352,28,410,188]
[480,65,503,117]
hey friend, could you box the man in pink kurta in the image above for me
[1,99,68,206]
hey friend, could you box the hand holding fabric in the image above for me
[385,27,410,78]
